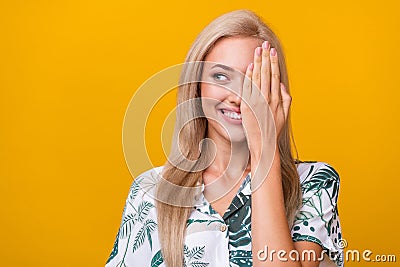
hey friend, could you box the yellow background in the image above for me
[1,0,399,266]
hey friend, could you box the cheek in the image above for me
[200,85,220,118]
[200,83,226,101]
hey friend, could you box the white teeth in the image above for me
[222,110,242,120]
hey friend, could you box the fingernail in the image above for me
[270,48,277,56]
[262,41,269,50]
[256,47,262,56]
[248,63,254,71]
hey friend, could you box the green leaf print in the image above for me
[302,165,339,195]
[120,213,138,239]
[298,191,330,227]
[145,219,157,250]
[186,219,209,226]
[132,218,157,252]
[183,245,209,267]
[106,229,120,263]
[188,246,205,261]
[136,201,155,223]
[151,250,164,267]
[230,250,253,266]
[294,210,314,223]
[303,195,316,208]
[132,225,146,253]
[186,219,223,227]
[116,196,157,263]
[292,234,322,247]
[128,177,144,203]
[228,203,252,248]
[304,164,315,180]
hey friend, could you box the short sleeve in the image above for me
[105,174,160,267]
[291,162,344,267]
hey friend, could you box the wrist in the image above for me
[250,147,280,176]
[250,144,279,164]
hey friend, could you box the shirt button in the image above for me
[220,224,227,232]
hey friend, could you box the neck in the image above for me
[204,133,251,181]
[201,132,251,204]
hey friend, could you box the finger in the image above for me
[241,63,253,105]
[261,41,271,103]
[251,46,262,98]
[280,82,292,119]
[270,47,281,107]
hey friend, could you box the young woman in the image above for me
[106,9,343,267]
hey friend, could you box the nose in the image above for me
[226,88,241,106]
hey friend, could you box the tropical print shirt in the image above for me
[105,161,344,267]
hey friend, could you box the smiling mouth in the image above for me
[221,109,242,120]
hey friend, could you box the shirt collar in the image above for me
[194,172,252,209]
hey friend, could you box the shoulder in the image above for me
[296,161,340,202]
[296,161,340,184]
[126,166,164,205]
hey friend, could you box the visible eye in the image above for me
[212,73,229,82]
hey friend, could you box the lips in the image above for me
[221,109,242,120]
[218,107,242,124]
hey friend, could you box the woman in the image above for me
[106,9,343,267]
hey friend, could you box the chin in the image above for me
[221,130,247,144]
[229,135,247,144]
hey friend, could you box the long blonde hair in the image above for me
[155,9,302,267]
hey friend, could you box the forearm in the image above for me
[251,147,301,267]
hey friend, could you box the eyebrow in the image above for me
[210,64,235,72]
